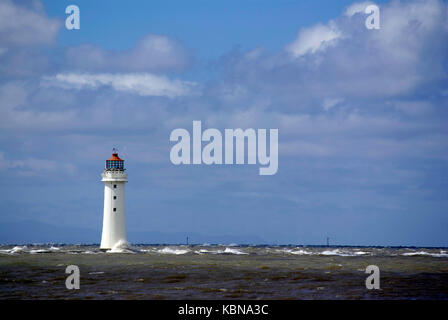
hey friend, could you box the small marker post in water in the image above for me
[326,237,330,247]
[186,236,189,246]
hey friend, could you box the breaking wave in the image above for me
[275,249,313,255]
[157,247,190,255]
[222,247,248,255]
[107,240,135,253]
[0,244,447,258]
[0,245,28,255]
[194,247,248,255]
[401,251,448,258]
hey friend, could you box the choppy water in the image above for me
[1,244,447,299]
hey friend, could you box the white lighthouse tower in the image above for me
[100,149,128,250]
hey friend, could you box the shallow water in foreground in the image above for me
[1,244,447,299]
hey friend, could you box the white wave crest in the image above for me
[320,249,343,256]
[195,249,214,254]
[223,247,248,255]
[193,247,248,255]
[290,249,314,255]
[0,245,28,255]
[83,251,99,254]
[30,249,51,254]
[158,247,190,255]
[107,240,135,253]
[319,249,355,256]
[11,246,28,253]
[402,251,448,257]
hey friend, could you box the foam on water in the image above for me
[290,249,314,255]
[1,244,448,258]
[319,249,362,256]
[157,247,190,255]
[353,251,369,255]
[0,246,28,255]
[30,249,53,254]
[320,249,341,255]
[83,250,100,254]
[29,249,45,254]
[402,251,448,258]
[194,247,248,255]
[273,248,369,256]
[275,249,313,255]
[12,246,28,253]
[1,244,447,300]
[195,249,214,254]
[223,247,248,255]
[12,246,61,254]
[107,240,135,253]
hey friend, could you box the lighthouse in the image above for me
[100,149,128,250]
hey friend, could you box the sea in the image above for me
[1,243,447,300]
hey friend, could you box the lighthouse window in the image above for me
[113,196,117,200]
[106,160,124,169]
[114,184,117,188]
[113,208,116,212]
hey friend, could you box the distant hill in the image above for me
[0,220,266,245]
[0,220,99,244]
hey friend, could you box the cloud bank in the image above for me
[65,35,192,72]
[43,73,199,98]
[0,0,447,245]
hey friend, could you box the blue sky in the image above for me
[43,1,388,56]
[0,0,447,246]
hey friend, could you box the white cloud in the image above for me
[344,1,375,16]
[374,0,445,48]
[287,22,342,57]
[0,0,60,47]
[65,34,191,72]
[0,82,77,131]
[239,0,447,100]
[0,152,75,176]
[394,101,432,116]
[42,73,199,98]
[323,98,342,111]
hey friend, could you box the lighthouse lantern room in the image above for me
[100,148,128,250]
